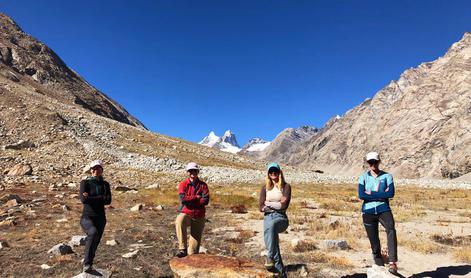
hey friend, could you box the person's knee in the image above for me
[87,226,98,237]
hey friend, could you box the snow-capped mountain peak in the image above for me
[198,131,220,147]
[199,130,241,154]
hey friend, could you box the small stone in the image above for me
[145,183,160,189]
[62,205,71,212]
[199,246,208,254]
[122,250,139,258]
[67,183,77,189]
[56,218,68,223]
[49,184,58,191]
[130,204,143,212]
[6,164,33,176]
[106,239,118,246]
[115,186,132,192]
[231,204,248,214]
[0,241,9,249]
[40,264,51,270]
[320,239,349,250]
[4,199,19,208]
[156,205,164,210]
[47,243,74,256]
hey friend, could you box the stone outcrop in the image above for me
[169,254,267,278]
[260,34,471,180]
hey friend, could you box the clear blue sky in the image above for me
[2,1,470,145]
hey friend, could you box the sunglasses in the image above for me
[367,160,379,165]
[269,171,280,175]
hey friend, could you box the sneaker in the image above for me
[373,256,384,266]
[388,262,398,275]
[176,249,187,258]
[265,258,276,272]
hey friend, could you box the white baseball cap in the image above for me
[185,162,199,171]
[366,152,380,162]
[89,160,104,170]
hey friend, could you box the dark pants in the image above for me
[362,211,397,264]
[80,216,106,266]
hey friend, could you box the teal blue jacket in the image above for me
[358,170,395,215]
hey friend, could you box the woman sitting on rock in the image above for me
[358,152,398,274]
[259,162,291,278]
[175,162,210,258]
[79,160,112,273]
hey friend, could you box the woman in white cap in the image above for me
[259,162,291,278]
[79,160,112,273]
[358,152,398,274]
[175,162,210,258]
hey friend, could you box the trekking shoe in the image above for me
[83,264,93,273]
[373,256,384,266]
[388,262,398,275]
[264,258,276,272]
[176,249,187,258]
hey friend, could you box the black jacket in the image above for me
[80,176,112,217]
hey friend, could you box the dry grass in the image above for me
[453,247,471,263]
[400,238,444,254]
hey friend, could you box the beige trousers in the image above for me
[175,213,205,254]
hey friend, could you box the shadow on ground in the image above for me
[410,264,471,278]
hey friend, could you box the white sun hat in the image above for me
[185,162,200,171]
[89,160,104,170]
[366,152,380,161]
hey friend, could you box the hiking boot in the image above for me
[265,258,276,272]
[388,262,398,275]
[176,249,187,258]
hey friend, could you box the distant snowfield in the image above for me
[246,141,270,152]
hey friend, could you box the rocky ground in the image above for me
[2,179,471,278]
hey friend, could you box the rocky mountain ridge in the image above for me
[263,33,471,179]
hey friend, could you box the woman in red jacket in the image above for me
[175,162,210,258]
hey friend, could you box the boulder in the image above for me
[69,235,87,247]
[47,243,74,256]
[367,264,396,278]
[6,164,32,176]
[320,239,349,250]
[71,269,112,278]
[169,254,267,278]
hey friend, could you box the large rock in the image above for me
[169,254,267,278]
[367,265,396,278]
[71,269,112,278]
[6,164,32,176]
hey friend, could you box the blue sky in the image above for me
[2,1,471,145]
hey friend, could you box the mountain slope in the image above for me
[278,33,471,179]
[0,13,145,128]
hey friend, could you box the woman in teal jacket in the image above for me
[358,152,398,274]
